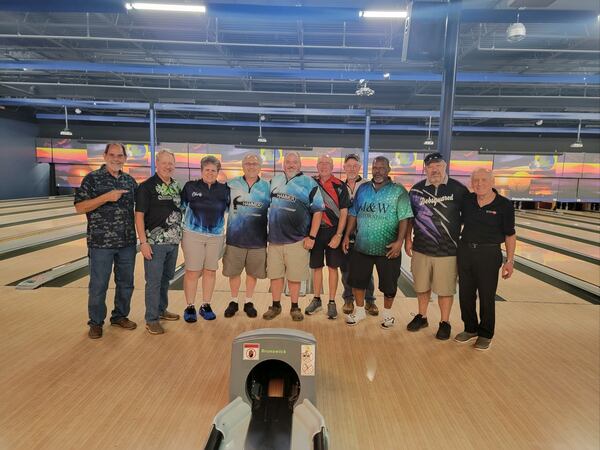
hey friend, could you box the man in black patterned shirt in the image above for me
[405,152,468,340]
[74,142,138,339]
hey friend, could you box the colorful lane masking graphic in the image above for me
[37,139,598,202]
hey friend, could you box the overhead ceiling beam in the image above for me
[0,60,597,85]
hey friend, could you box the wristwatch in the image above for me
[308,235,316,240]
[336,232,343,237]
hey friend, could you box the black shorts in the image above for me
[348,250,401,297]
[309,227,345,269]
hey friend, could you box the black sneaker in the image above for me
[243,302,258,318]
[436,321,451,340]
[406,314,428,332]
[224,301,239,318]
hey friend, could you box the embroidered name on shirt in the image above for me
[358,202,390,214]
[419,194,454,206]
[486,210,497,215]
[191,192,203,197]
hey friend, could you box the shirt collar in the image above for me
[344,175,362,185]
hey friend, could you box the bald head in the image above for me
[471,167,495,196]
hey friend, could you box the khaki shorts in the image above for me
[267,240,310,282]
[410,250,457,296]
[181,230,224,271]
[222,245,267,279]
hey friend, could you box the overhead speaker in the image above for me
[401,1,448,62]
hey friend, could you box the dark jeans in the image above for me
[341,244,375,303]
[457,242,503,339]
[144,244,179,323]
[88,245,136,326]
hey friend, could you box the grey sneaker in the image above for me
[327,302,338,320]
[454,331,478,343]
[474,337,492,351]
[304,298,322,315]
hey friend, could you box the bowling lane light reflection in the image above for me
[365,354,377,382]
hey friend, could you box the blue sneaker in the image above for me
[184,305,197,323]
[199,304,216,320]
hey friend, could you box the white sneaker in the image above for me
[380,316,395,330]
[345,309,366,326]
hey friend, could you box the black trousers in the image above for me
[457,242,503,339]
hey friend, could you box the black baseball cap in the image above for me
[424,152,444,166]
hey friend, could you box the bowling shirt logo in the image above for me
[486,210,497,215]
[272,192,296,202]
[419,194,454,207]
[232,196,264,210]
[191,191,203,198]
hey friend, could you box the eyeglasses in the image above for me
[424,152,444,166]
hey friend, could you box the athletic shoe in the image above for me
[224,301,239,318]
[454,331,478,343]
[346,308,366,326]
[365,302,379,316]
[406,314,428,332]
[159,310,180,321]
[436,321,451,340]
[183,305,197,323]
[262,305,282,320]
[145,322,165,335]
[304,298,322,315]
[380,316,395,330]
[327,301,338,320]
[290,307,304,322]
[88,325,102,339]
[342,301,354,315]
[243,302,258,318]
[199,304,216,320]
[474,336,492,351]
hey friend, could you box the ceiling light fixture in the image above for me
[75,108,82,114]
[383,72,390,79]
[360,10,408,19]
[125,3,206,13]
[355,79,375,96]
[257,115,267,144]
[506,12,526,42]
[60,106,72,137]
[423,116,434,147]
[570,120,584,149]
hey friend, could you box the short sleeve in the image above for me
[309,183,325,213]
[180,182,189,208]
[338,183,351,210]
[349,184,363,217]
[502,200,516,236]
[74,174,94,205]
[396,187,414,221]
[135,182,150,213]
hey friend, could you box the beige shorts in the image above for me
[181,230,224,271]
[222,245,267,279]
[410,250,457,296]
[267,240,310,282]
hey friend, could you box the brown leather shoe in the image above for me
[365,302,379,316]
[262,305,282,320]
[145,322,165,335]
[110,318,137,330]
[88,325,103,339]
[159,310,180,321]
[290,308,304,322]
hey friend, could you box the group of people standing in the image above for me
[75,143,515,351]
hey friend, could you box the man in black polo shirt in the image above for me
[405,152,469,340]
[455,168,516,351]
[135,150,183,335]
[74,142,138,339]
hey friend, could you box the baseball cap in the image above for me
[424,152,444,166]
[344,153,361,163]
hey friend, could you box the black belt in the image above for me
[461,241,500,249]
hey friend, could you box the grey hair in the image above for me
[471,167,494,180]
[373,155,391,168]
[156,149,175,162]
[284,151,302,161]
[201,155,221,171]
[242,153,263,165]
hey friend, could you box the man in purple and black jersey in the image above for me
[405,152,469,340]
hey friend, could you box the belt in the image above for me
[462,242,500,249]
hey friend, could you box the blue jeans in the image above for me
[144,244,179,323]
[341,244,375,303]
[88,245,136,326]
